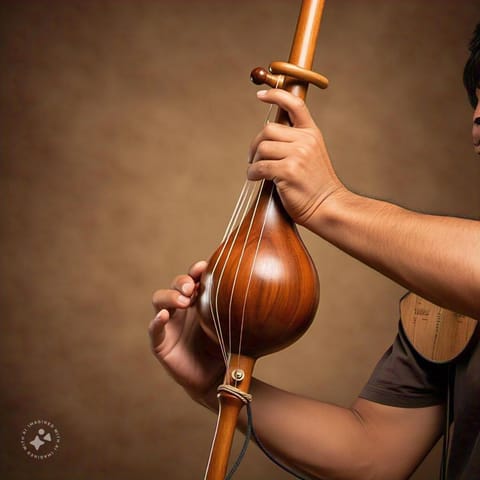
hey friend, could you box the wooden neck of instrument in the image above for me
[204,354,256,480]
[275,0,325,124]
[287,0,325,97]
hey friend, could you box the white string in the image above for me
[236,184,274,360]
[263,75,282,125]
[209,181,260,366]
[207,84,281,371]
[227,180,265,356]
[208,182,252,366]
[221,180,250,244]
[213,182,259,357]
[264,102,276,125]
[229,83,281,365]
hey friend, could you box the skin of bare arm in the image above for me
[247,89,480,319]
[238,380,444,480]
[150,266,444,480]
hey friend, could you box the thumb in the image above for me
[257,89,315,128]
[148,309,169,352]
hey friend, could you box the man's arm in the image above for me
[248,89,480,319]
[151,264,444,479]
[235,379,444,480]
[315,190,480,319]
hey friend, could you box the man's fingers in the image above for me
[148,309,168,349]
[170,273,195,295]
[248,122,295,163]
[188,260,208,280]
[252,140,288,164]
[256,89,315,129]
[247,160,278,182]
[152,261,207,314]
[152,287,191,313]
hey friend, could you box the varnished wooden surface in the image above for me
[198,184,319,358]
[400,293,477,363]
[204,355,255,480]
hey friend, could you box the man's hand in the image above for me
[150,261,224,406]
[248,89,344,230]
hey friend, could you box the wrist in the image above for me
[195,386,220,413]
[305,184,355,236]
[189,370,225,413]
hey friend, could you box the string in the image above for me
[209,181,256,367]
[263,75,282,125]
[227,179,265,359]
[229,81,282,368]
[208,81,281,373]
[210,181,260,364]
[236,184,274,364]
[206,83,290,478]
[264,101,276,125]
[221,180,250,244]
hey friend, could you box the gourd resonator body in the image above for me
[197,182,319,359]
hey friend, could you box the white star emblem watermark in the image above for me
[21,420,60,460]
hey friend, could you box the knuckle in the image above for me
[151,289,164,307]
[248,161,269,180]
[256,140,269,157]
[294,144,309,159]
[283,161,297,179]
[151,288,177,309]
[292,96,306,110]
[263,122,276,137]
[172,274,189,291]
[253,162,265,176]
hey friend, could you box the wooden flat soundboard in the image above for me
[400,293,477,363]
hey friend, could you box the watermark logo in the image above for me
[21,420,61,460]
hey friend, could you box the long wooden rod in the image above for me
[285,0,325,99]
[204,355,255,480]
[276,0,325,124]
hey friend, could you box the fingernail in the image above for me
[181,283,192,295]
[257,90,267,97]
[178,295,190,306]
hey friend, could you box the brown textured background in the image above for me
[1,1,479,479]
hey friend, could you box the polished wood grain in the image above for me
[400,293,477,363]
[198,183,319,358]
[269,61,328,89]
[203,355,255,480]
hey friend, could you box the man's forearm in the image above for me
[232,378,442,480]
[313,189,480,319]
[236,378,375,480]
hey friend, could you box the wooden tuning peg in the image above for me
[250,67,285,89]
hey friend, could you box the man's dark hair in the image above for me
[463,23,480,108]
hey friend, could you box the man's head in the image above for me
[464,23,480,154]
